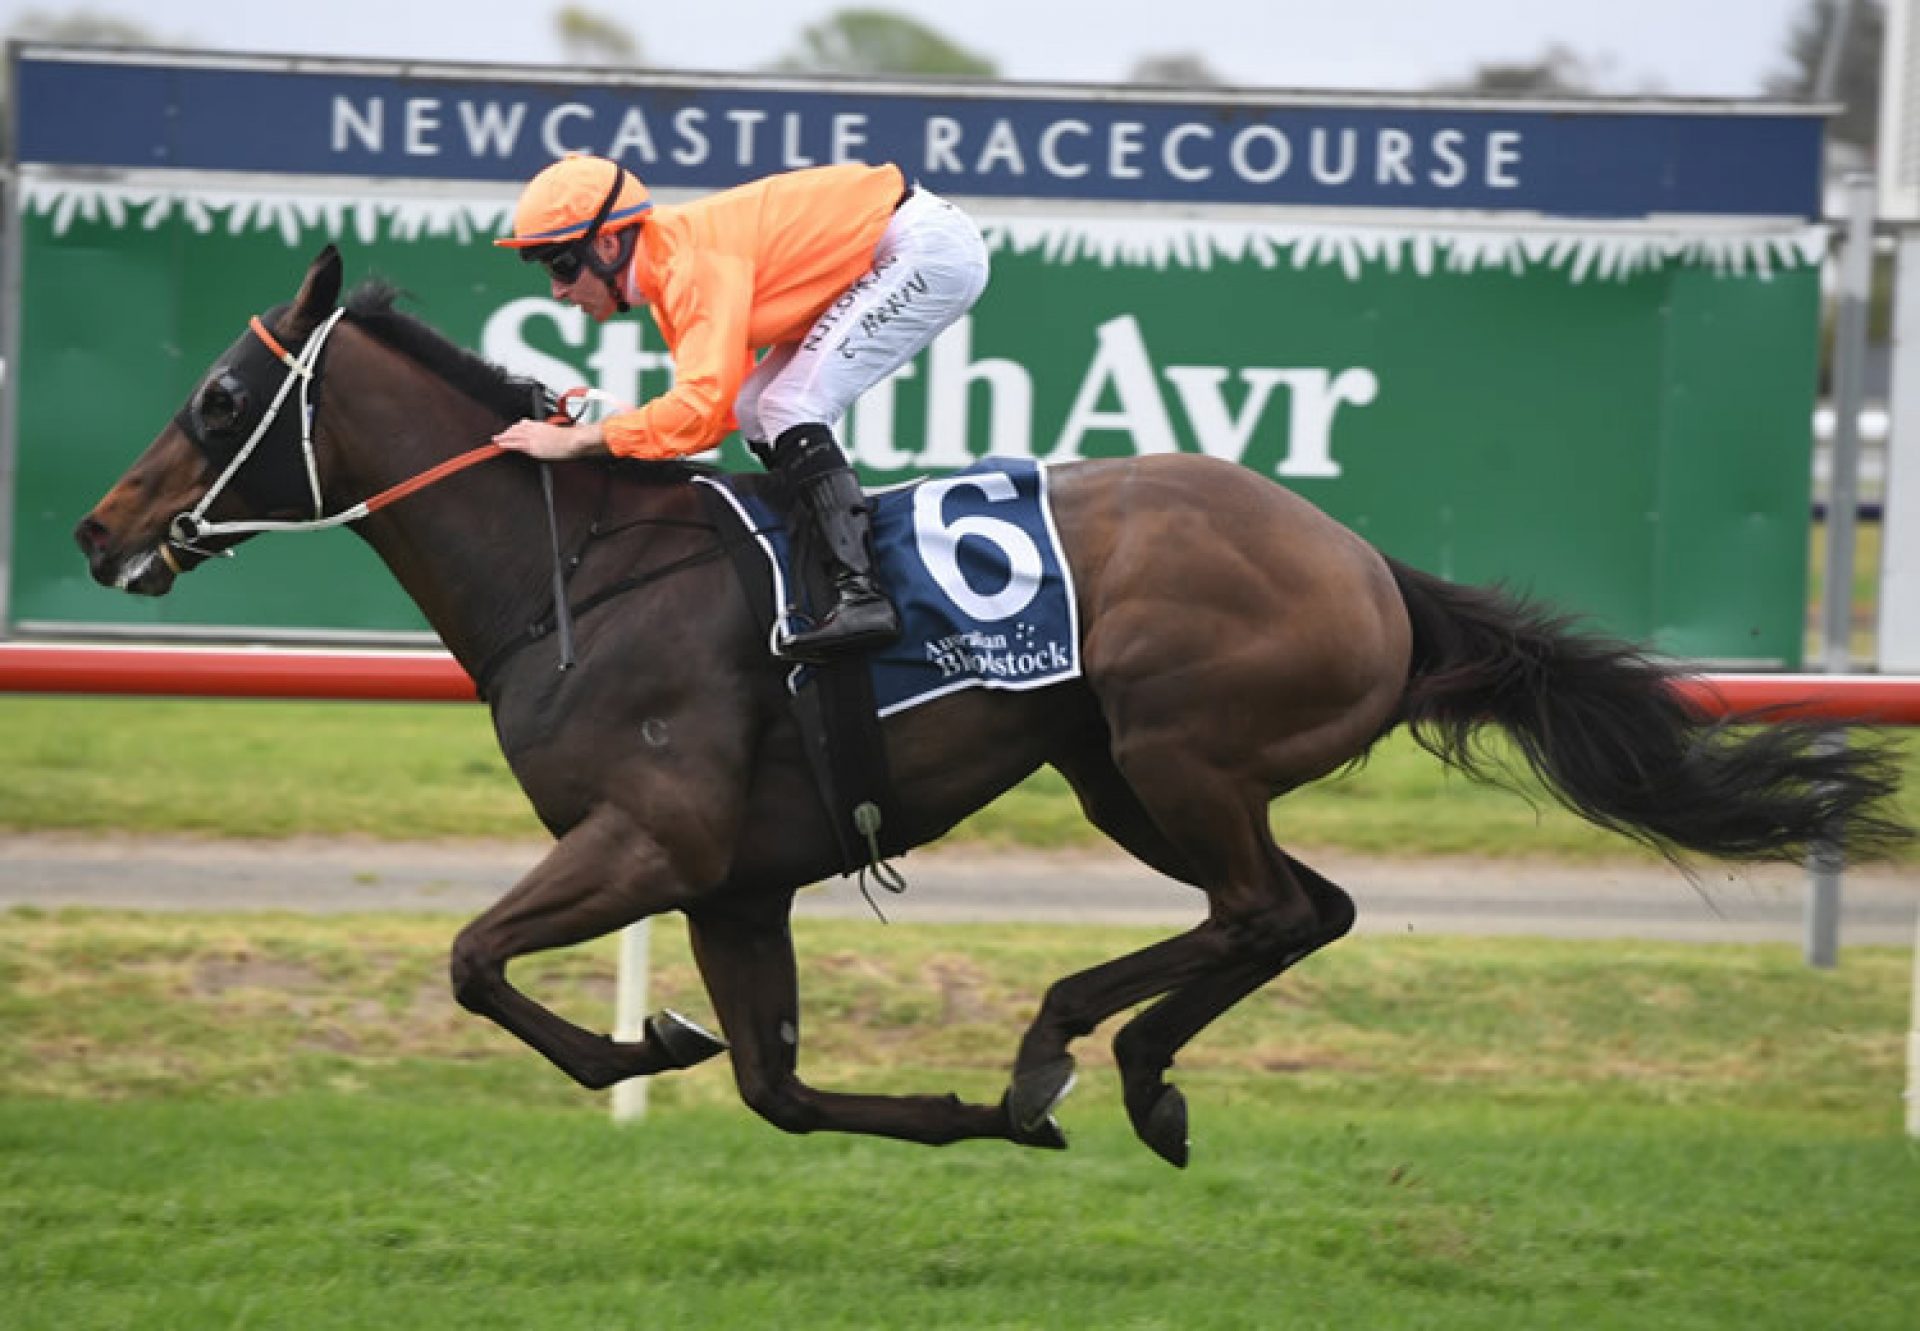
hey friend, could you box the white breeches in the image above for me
[733,187,990,446]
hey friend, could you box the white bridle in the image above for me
[160,310,611,592]
[166,307,356,565]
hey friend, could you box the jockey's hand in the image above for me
[492,418,609,461]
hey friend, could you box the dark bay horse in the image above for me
[76,246,1907,1166]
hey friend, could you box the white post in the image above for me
[1879,0,1920,669]
[1907,902,1920,1137]
[1882,230,1920,670]
[1806,176,1876,968]
[610,919,652,1124]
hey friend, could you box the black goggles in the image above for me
[530,242,588,284]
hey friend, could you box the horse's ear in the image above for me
[284,244,344,338]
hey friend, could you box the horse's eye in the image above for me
[198,373,250,434]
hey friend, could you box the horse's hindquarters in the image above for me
[1047,454,1411,791]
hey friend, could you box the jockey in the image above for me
[493,153,991,662]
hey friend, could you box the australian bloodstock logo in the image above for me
[926,626,1073,683]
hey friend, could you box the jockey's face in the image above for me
[541,231,628,322]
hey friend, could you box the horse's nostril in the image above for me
[74,515,111,554]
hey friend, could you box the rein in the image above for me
[164,310,775,695]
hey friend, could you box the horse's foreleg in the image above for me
[685,902,1056,1149]
[448,807,726,1090]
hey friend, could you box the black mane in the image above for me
[324,279,717,485]
[340,280,548,422]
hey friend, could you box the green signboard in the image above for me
[6,182,1821,665]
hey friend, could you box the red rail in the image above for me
[0,643,479,702]
[2,643,1920,724]
[1667,674,1920,726]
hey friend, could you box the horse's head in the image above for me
[74,245,346,595]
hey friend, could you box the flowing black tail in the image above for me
[1385,558,1911,862]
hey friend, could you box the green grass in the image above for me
[4,1097,1915,1330]
[1,913,1915,1328]
[3,913,1908,1114]
[4,697,1917,860]
[0,697,530,840]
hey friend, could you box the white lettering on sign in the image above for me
[672,108,710,165]
[404,99,442,156]
[606,107,658,162]
[727,108,767,165]
[480,298,674,408]
[322,95,1528,198]
[1163,366,1294,464]
[923,319,1033,467]
[1431,129,1468,187]
[1487,130,1523,188]
[1270,369,1377,478]
[333,97,383,153]
[976,119,1027,176]
[1162,124,1212,182]
[1040,120,1091,179]
[459,101,526,157]
[1311,129,1356,186]
[541,103,593,157]
[487,301,1374,481]
[924,116,964,173]
[1376,129,1414,186]
[1109,121,1146,180]
[1053,316,1181,459]
[831,113,870,163]
[1228,125,1292,184]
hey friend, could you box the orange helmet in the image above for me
[495,154,652,250]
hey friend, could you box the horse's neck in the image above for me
[322,371,590,678]
[366,461,558,675]
[354,447,714,693]
[319,336,724,686]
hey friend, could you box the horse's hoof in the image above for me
[1011,1112,1068,1151]
[1007,1055,1077,1134]
[645,1009,728,1068]
[1131,1084,1190,1169]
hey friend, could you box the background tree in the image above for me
[1127,52,1225,88]
[9,6,162,45]
[2,9,169,149]
[553,5,644,68]
[1434,43,1605,97]
[1765,0,1884,152]
[769,8,997,79]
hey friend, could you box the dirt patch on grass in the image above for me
[192,955,329,997]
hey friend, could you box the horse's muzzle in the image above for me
[74,513,177,596]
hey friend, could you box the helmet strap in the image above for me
[586,227,639,313]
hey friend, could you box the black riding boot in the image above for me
[767,424,900,661]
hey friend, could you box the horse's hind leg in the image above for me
[685,898,1056,1148]
[1111,851,1355,1166]
[1002,748,1228,1133]
[1003,753,1348,1153]
[448,807,728,1090]
[1025,720,1364,1163]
